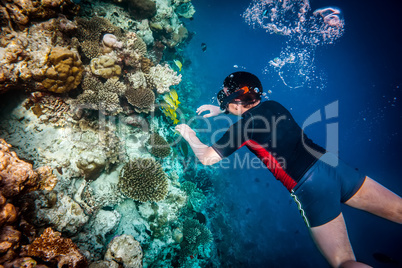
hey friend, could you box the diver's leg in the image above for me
[344,176,402,223]
[309,213,372,268]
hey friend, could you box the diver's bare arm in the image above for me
[175,124,222,165]
[185,132,222,165]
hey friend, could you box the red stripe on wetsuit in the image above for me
[239,139,297,191]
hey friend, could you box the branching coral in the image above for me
[146,133,171,158]
[22,227,88,268]
[180,219,212,258]
[146,64,181,94]
[125,86,155,114]
[76,74,126,115]
[118,158,168,203]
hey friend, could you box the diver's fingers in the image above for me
[203,113,214,118]
[196,105,210,115]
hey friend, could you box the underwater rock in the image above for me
[104,234,143,268]
[128,0,157,20]
[89,260,119,268]
[73,209,121,261]
[0,0,80,30]
[0,26,83,94]
[75,151,107,181]
[22,227,88,268]
[32,192,89,236]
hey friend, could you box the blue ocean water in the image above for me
[181,0,402,267]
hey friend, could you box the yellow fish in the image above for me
[163,95,176,108]
[169,89,180,106]
[174,60,182,72]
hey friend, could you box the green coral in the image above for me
[146,133,171,158]
[180,219,212,258]
[118,158,168,202]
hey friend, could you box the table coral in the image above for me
[22,227,88,268]
[118,158,168,203]
[125,86,155,114]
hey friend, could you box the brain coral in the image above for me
[118,158,168,203]
[90,55,122,79]
[42,46,84,93]
[146,133,171,158]
[125,86,155,114]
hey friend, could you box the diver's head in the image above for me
[217,71,263,113]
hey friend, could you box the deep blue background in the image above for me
[182,0,401,267]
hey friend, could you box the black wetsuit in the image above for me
[211,100,326,191]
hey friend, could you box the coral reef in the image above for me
[104,234,143,268]
[0,23,83,94]
[128,0,156,21]
[76,74,126,115]
[125,86,155,114]
[42,46,84,94]
[0,0,80,30]
[118,158,168,202]
[22,227,88,268]
[74,16,124,60]
[146,133,171,158]
[28,191,89,236]
[180,218,212,259]
[146,64,182,94]
[0,139,57,198]
[102,33,123,53]
[90,55,122,79]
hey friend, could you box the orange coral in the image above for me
[0,139,57,198]
[41,47,84,94]
[22,227,88,268]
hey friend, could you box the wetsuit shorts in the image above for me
[290,152,366,228]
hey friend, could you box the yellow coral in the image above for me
[41,47,83,94]
[90,55,121,79]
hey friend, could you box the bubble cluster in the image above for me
[243,0,344,89]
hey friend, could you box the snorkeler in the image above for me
[175,71,402,268]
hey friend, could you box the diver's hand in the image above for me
[196,105,223,118]
[175,124,196,141]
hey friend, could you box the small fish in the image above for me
[201,42,207,52]
[372,252,399,265]
[169,89,180,106]
[173,60,182,72]
[263,9,268,17]
[163,95,176,108]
